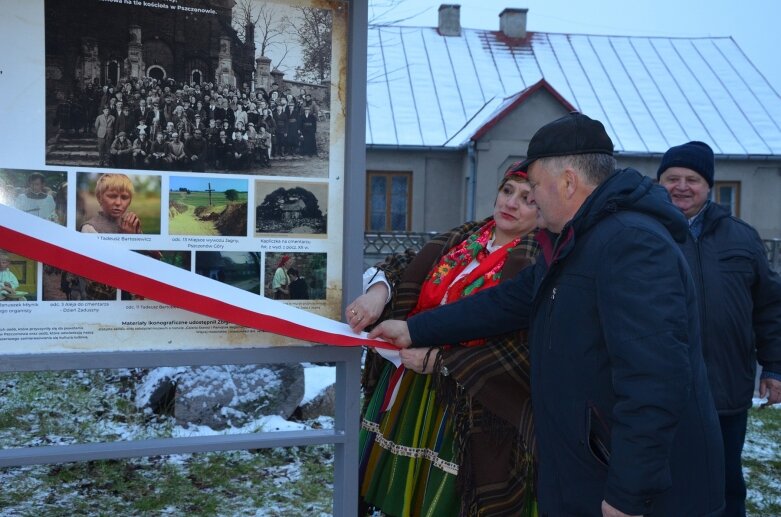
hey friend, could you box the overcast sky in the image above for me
[369,0,781,94]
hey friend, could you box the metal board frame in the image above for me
[0,1,368,515]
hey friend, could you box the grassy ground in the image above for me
[0,448,333,516]
[168,191,248,236]
[168,205,220,235]
[1,371,779,515]
[170,191,248,208]
[0,370,333,516]
[744,405,781,515]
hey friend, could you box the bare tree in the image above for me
[232,0,292,71]
[291,7,332,83]
[369,0,430,25]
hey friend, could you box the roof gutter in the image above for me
[616,151,781,162]
[366,147,781,161]
[366,144,464,153]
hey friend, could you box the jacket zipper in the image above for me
[694,231,707,341]
[547,287,557,349]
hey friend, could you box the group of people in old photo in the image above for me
[55,76,321,172]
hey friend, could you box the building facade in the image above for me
[366,5,781,240]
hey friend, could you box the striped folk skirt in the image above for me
[359,362,459,517]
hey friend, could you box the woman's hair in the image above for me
[498,161,530,191]
[95,174,134,199]
[277,255,291,268]
[498,171,529,191]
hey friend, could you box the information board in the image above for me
[0,0,359,353]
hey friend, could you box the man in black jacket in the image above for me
[658,141,781,517]
[185,129,209,172]
[368,113,725,516]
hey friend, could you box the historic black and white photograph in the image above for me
[254,179,327,236]
[44,0,333,177]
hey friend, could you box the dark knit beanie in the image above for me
[656,141,715,187]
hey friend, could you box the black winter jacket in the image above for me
[681,202,781,414]
[408,169,724,516]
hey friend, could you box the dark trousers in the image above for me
[719,411,748,517]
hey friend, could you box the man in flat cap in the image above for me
[109,131,132,169]
[658,141,781,517]
[369,113,725,516]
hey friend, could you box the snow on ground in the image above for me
[302,365,336,405]
[2,369,780,514]
[752,397,781,409]
[171,414,309,438]
[135,367,186,408]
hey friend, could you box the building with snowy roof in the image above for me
[365,5,781,239]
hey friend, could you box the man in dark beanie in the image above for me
[657,140,714,185]
[659,141,781,517]
[369,113,725,517]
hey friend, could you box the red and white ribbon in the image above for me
[0,204,392,349]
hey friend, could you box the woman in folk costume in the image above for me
[272,255,294,300]
[347,163,541,516]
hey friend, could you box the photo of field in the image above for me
[168,177,248,237]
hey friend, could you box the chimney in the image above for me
[499,8,528,39]
[438,4,461,37]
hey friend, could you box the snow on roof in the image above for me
[366,26,781,156]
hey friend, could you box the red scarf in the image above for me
[408,220,520,346]
[380,220,522,410]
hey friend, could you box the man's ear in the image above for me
[561,167,579,200]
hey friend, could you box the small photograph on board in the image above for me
[121,250,192,301]
[195,251,261,294]
[264,252,326,301]
[0,169,68,226]
[0,250,37,302]
[168,176,248,237]
[42,266,117,302]
[77,172,162,234]
[254,180,327,236]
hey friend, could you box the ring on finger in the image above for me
[350,309,357,315]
